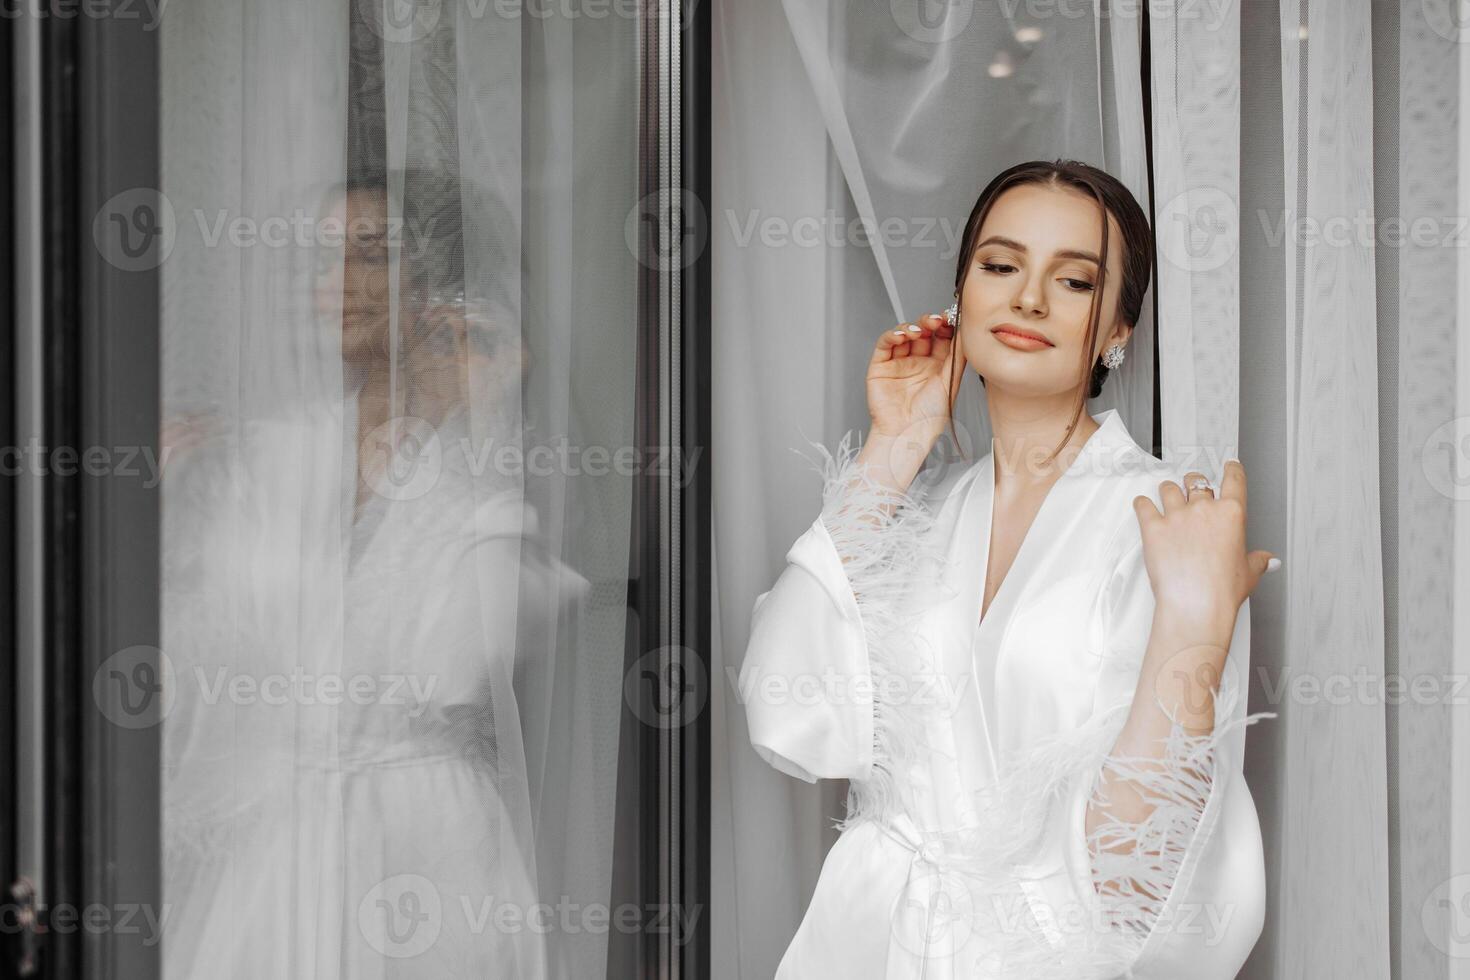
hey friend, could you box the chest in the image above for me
[936,466,1131,740]
[980,489,1055,623]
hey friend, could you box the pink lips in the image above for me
[990,324,1054,350]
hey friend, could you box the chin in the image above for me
[969,363,1080,399]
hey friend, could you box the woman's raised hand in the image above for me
[1133,461,1278,626]
[867,313,961,439]
[1128,461,1278,730]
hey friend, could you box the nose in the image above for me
[1010,269,1046,317]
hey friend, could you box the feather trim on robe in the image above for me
[802,432,948,830]
[893,664,1274,978]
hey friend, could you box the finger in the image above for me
[1245,550,1275,592]
[911,312,946,354]
[895,318,939,358]
[1132,493,1162,525]
[1220,458,1247,512]
[911,335,934,357]
[1158,479,1187,512]
[874,326,917,362]
[1181,470,1214,503]
[929,330,952,362]
[919,312,955,347]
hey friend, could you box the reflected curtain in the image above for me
[157,1,639,977]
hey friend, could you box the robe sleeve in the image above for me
[740,436,940,814]
[1048,537,1269,979]
[932,532,1270,979]
[742,517,873,783]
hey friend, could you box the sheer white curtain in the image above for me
[1239,1,1470,975]
[1248,0,1470,975]
[714,0,1470,977]
[157,1,638,977]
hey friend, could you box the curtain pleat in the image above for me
[1099,3,1157,443]
[1395,1,1470,975]
[1148,0,1243,465]
[1279,3,1393,974]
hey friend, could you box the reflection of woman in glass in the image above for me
[161,170,575,978]
[311,173,530,516]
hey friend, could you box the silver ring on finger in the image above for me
[1186,476,1214,499]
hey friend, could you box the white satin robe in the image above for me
[740,409,1268,979]
[160,399,572,979]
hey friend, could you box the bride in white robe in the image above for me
[159,177,581,978]
[740,161,1277,979]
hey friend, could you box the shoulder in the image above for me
[909,451,987,524]
[915,448,986,497]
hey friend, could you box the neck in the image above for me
[985,388,1098,488]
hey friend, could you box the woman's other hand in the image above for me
[1132,460,1277,626]
[1127,460,1277,731]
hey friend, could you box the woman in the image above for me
[741,160,1277,979]
[160,172,576,978]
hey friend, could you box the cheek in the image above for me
[1055,288,1109,337]
[959,275,994,311]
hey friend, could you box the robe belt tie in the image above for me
[870,813,970,979]
[867,812,1074,978]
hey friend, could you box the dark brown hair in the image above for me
[948,159,1153,465]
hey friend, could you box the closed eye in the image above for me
[981,262,1094,293]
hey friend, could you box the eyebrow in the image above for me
[975,235,1100,266]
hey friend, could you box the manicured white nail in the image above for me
[907,324,922,332]
[1265,557,1282,574]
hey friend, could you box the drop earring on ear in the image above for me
[944,302,960,328]
[1102,344,1126,369]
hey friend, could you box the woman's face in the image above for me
[957,182,1133,398]
[314,186,395,366]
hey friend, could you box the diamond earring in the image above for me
[944,302,960,328]
[1102,344,1126,370]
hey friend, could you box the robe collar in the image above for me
[949,407,1138,582]
[942,408,1140,774]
